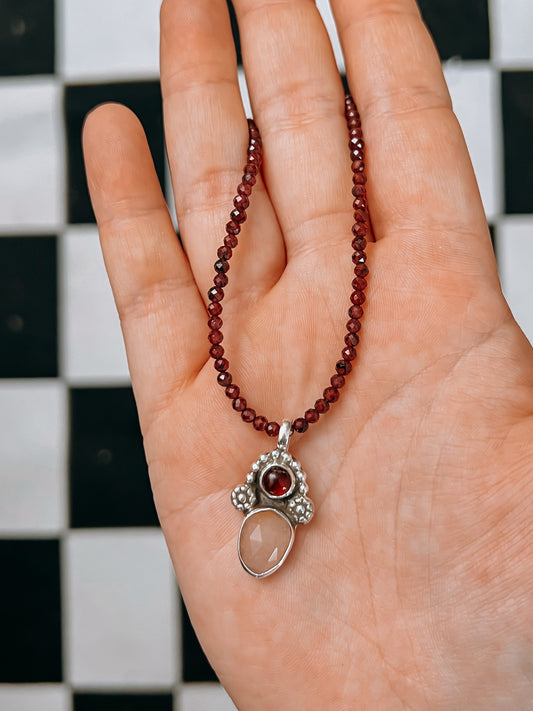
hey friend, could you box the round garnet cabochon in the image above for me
[260,466,293,498]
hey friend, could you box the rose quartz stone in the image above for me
[239,508,293,576]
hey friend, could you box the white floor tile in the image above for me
[498,217,533,344]
[62,226,129,382]
[0,685,69,711]
[181,684,237,711]
[0,79,62,230]
[443,61,500,220]
[59,0,161,81]
[491,0,533,66]
[0,381,66,534]
[66,529,177,687]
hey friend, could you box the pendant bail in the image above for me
[277,420,292,452]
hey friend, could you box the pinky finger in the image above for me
[83,103,206,427]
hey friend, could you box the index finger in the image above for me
[332,0,494,259]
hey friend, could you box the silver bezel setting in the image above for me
[231,427,314,526]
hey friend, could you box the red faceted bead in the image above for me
[336,359,352,375]
[354,263,369,277]
[349,304,364,319]
[351,223,367,238]
[208,330,223,344]
[345,332,359,348]
[352,184,366,197]
[244,162,258,175]
[208,315,222,330]
[315,398,330,414]
[226,220,241,235]
[350,290,366,305]
[217,245,232,260]
[353,172,367,185]
[351,159,364,172]
[217,372,232,387]
[261,466,292,497]
[208,301,222,316]
[353,198,366,210]
[208,286,224,303]
[238,182,252,197]
[224,234,238,249]
[347,318,361,333]
[352,250,367,263]
[233,397,247,412]
[209,344,224,359]
[242,408,256,423]
[214,259,229,274]
[351,236,367,250]
[353,209,367,223]
[265,421,280,437]
[324,387,339,403]
[242,172,256,186]
[230,208,247,224]
[253,415,268,431]
[331,374,345,389]
[214,272,228,288]
[304,408,319,424]
[214,357,229,372]
[342,346,357,361]
[349,127,363,138]
[225,384,240,399]
[352,276,367,290]
[292,417,309,434]
[234,194,249,211]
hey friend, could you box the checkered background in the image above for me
[0,0,532,709]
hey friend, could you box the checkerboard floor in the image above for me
[1,1,532,709]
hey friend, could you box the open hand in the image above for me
[83,0,533,707]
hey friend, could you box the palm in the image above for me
[83,0,533,707]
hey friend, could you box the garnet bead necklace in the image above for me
[209,95,369,578]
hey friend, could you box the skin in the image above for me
[82,0,533,708]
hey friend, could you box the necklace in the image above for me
[207,94,369,577]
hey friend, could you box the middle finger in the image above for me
[233,0,354,262]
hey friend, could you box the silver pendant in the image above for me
[231,420,314,578]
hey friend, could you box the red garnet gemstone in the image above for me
[336,359,352,375]
[208,301,223,317]
[209,344,224,359]
[265,421,280,437]
[253,415,268,431]
[292,417,309,434]
[225,384,240,399]
[261,466,293,498]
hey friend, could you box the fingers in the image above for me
[331,0,495,260]
[232,0,354,263]
[83,103,206,421]
[160,0,285,304]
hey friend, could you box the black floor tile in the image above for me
[69,387,158,527]
[73,693,173,711]
[65,81,165,223]
[0,236,57,378]
[0,539,62,682]
[502,71,533,214]
[181,597,218,683]
[0,0,55,76]
[419,0,490,60]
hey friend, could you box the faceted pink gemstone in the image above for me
[239,509,294,577]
